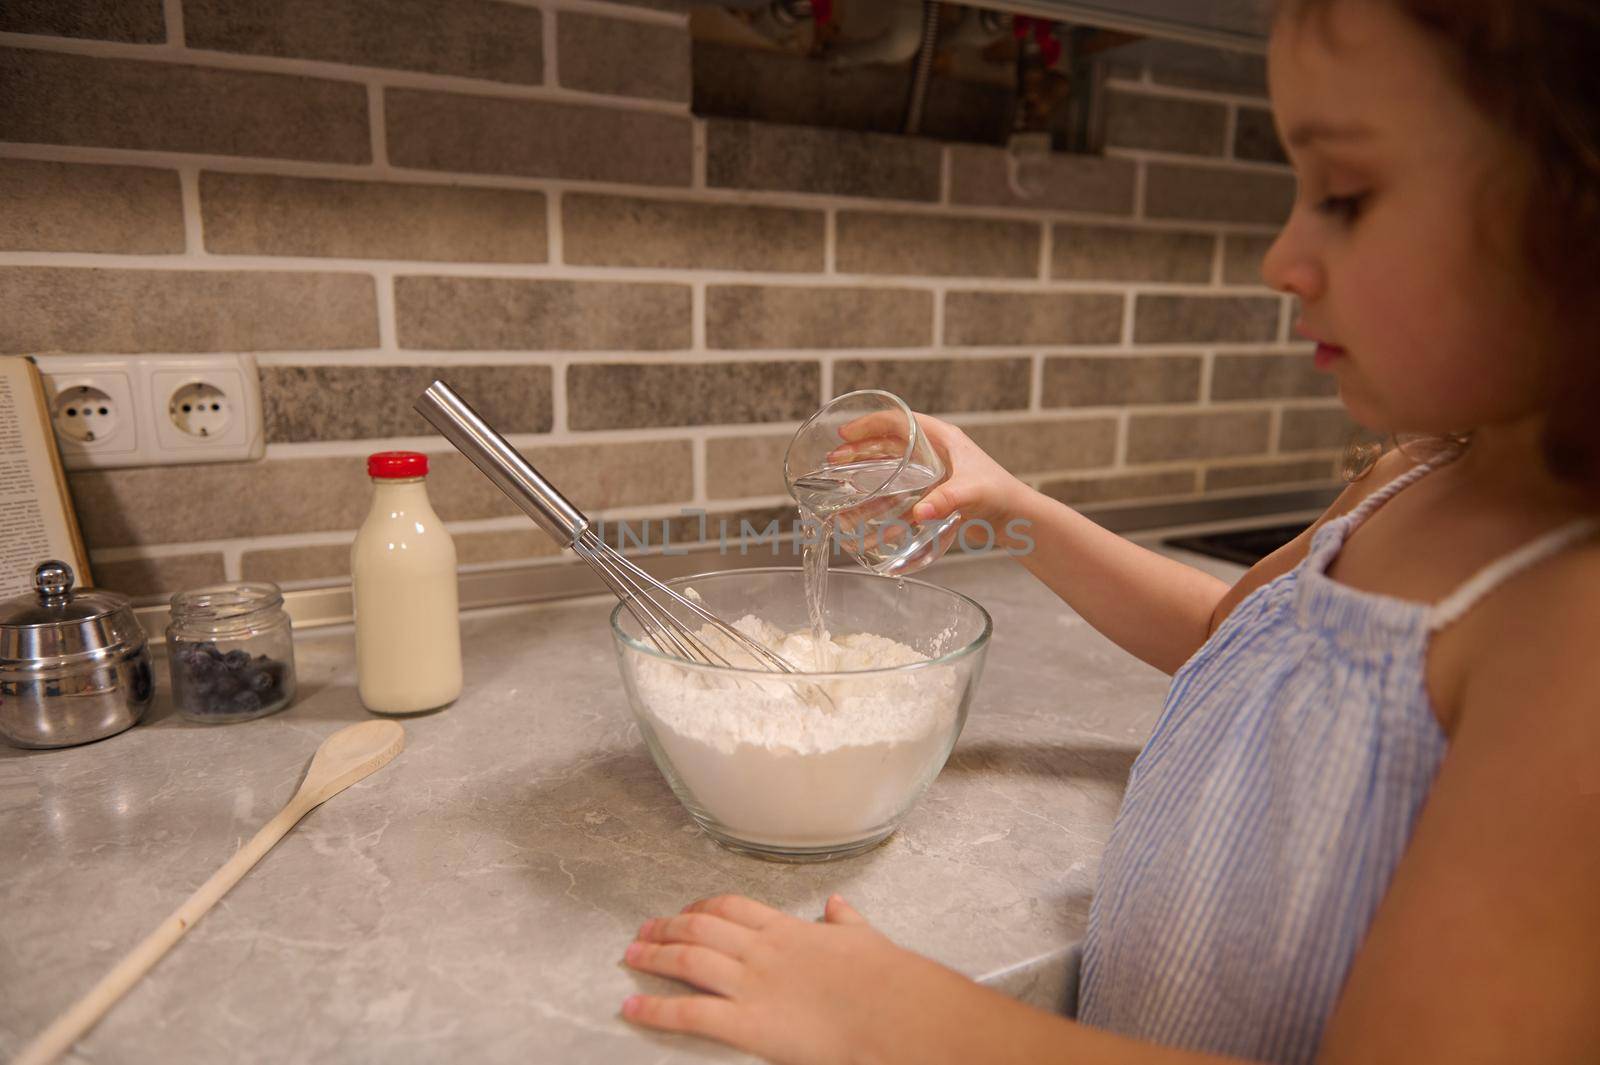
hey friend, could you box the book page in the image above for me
[1,358,88,599]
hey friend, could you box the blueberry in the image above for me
[223,649,250,670]
[229,690,262,714]
[198,642,221,659]
[244,669,274,693]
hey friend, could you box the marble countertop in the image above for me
[1,544,1245,1064]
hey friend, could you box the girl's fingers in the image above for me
[823,894,868,925]
[624,941,743,997]
[681,894,784,930]
[636,912,755,959]
[621,993,751,1046]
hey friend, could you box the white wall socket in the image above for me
[33,354,266,470]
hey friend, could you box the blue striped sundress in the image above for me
[1077,455,1599,1063]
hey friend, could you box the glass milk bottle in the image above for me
[351,451,463,714]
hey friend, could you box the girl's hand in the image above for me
[832,411,1031,546]
[621,894,1004,1065]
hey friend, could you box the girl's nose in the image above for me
[1261,219,1324,302]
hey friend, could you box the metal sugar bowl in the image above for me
[0,561,154,749]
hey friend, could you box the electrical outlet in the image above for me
[32,358,142,467]
[146,356,263,461]
[35,354,265,469]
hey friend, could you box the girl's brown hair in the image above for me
[1278,0,1600,499]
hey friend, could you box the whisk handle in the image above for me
[414,380,589,547]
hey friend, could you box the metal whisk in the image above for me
[414,380,805,675]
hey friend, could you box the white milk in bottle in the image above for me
[352,451,463,714]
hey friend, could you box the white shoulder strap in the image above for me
[1428,519,1600,631]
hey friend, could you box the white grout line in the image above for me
[1222,104,1240,161]
[1103,74,1268,109]
[1132,160,1147,221]
[1209,233,1226,286]
[939,145,952,204]
[542,3,560,87]
[1120,292,1137,348]
[177,167,203,253]
[690,281,706,351]
[690,436,707,502]
[549,360,569,432]
[373,269,398,350]
[1112,409,1131,468]
[1267,405,1284,454]
[162,0,185,46]
[547,187,565,264]
[818,354,834,399]
[1199,349,1216,405]
[1037,220,1053,282]
[1279,295,1296,343]
[822,207,836,274]
[1029,353,1044,414]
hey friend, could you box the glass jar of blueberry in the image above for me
[166,582,297,723]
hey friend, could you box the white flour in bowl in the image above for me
[632,613,961,848]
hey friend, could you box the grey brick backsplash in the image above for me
[1204,458,1339,492]
[1,1,164,43]
[706,120,941,201]
[394,277,690,351]
[964,418,1117,474]
[948,144,1136,215]
[1041,469,1199,506]
[558,12,689,101]
[1043,355,1202,408]
[836,212,1040,278]
[1234,107,1288,165]
[833,357,1031,414]
[202,173,547,262]
[0,160,183,254]
[1052,224,1214,283]
[1280,407,1368,452]
[706,434,792,499]
[1223,234,1276,285]
[1144,164,1295,225]
[92,554,226,600]
[567,361,818,430]
[1211,351,1335,401]
[386,89,691,186]
[1133,295,1280,345]
[0,267,377,353]
[1143,40,1269,96]
[9,3,1342,594]
[0,48,370,163]
[1127,410,1273,463]
[262,364,553,443]
[945,291,1124,347]
[184,0,542,84]
[70,443,692,548]
[1104,91,1227,156]
[707,286,932,349]
[562,194,823,272]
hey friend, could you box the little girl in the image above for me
[619,1,1600,1061]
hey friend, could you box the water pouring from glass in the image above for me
[784,390,961,578]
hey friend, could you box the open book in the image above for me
[1,356,91,599]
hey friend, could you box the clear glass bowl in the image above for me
[609,567,991,862]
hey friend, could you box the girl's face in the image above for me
[1262,0,1546,436]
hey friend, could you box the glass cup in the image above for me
[783,390,960,576]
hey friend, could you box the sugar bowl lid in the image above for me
[0,560,146,669]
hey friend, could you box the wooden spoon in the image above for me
[17,719,406,1065]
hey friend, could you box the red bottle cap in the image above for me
[367,451,429,479]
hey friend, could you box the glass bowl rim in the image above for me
[607,565,992,679]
